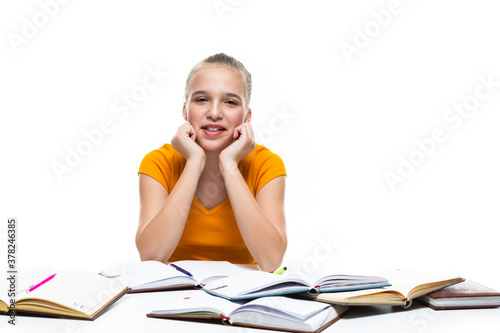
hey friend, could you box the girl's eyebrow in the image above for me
[192,90,208,96]
[225,93,243,101]
[191,90,243,101]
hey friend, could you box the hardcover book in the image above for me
[418,279,500,310]
[147,290,348,333]
[201,270,390,300]
[301,270,463,308]
[0,270,129,320]
[100,260,247,293]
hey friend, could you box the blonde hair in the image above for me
[184,53,252,110]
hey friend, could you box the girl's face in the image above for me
[183,65,251,153]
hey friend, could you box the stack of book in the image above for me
[3,260,498,332]
[98,261,472,332]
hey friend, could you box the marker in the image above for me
[29,274,57,293]
[274,267,287,275]
[170,264,193,277]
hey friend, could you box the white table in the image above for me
[2,289,500,333]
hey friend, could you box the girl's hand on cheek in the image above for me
[171,122,206,165]
[220,122,255,167]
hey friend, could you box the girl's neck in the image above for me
[203,150,222,175]
[196,149,227,210]
[198,150,227,190]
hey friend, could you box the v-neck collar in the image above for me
[193,195,230,216]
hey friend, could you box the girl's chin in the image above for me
[197,138,232,153]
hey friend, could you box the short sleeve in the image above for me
[138,145,176,192]
[246,145,287,194]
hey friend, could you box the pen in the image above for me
[274,267,287,275]
[28,273,57,293]
[170,264,193,277]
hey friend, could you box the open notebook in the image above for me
[147,290,348,333]
[301,269,463,308]
[201,270,390,300]
[99,260,250,293]
[1,270,129,320]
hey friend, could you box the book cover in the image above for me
[418,280,500,310]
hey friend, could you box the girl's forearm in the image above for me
[221,162,286,272]
[136,161,203,262]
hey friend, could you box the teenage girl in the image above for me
[135,53,287,272]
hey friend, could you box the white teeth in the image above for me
[205,127,223,131]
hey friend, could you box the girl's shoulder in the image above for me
[243,144,285,166]
[139,143,186,191]
[143,143,184,165]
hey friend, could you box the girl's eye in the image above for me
[195,97,208,102]
[226,100,238,105]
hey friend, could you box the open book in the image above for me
[300,269,464,308]
[147,291,348,333]
[201,270,390,300]
[99,260,248,293]
[0,270,129,320]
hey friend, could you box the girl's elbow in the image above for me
[258,258,282,273]
[138,249,167,263]
[136,238,167,263]
[258,249,286,272]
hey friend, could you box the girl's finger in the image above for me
[185,123,196,140]
[233,124,243,140]
[245,123,254,142]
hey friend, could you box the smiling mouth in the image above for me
[202,126,226,132]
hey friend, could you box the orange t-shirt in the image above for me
[138,143,286,264]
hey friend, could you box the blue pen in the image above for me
[170,264,193,277]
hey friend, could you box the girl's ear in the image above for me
[182,104,188,121]
[244,109,252,123]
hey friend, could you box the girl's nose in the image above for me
[207,101,223,120]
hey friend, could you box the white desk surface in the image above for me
[2,288,500,333]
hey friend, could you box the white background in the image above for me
[1,0,499,299]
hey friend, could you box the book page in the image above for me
[378,269,462,298]
[1,265,56,303]
[314,274,390,291]
[236,296,331,321]
[284,266,389,290]
[171,260,248,285]
[18,265,56,292]
[316,269,462,303]
[230,297,346,332]
[149,290,243,317]
[302,306,345,332]
[314,287,403,302]
[17,271,127,316]
[202,271,310,299]
[100,261,192,288]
